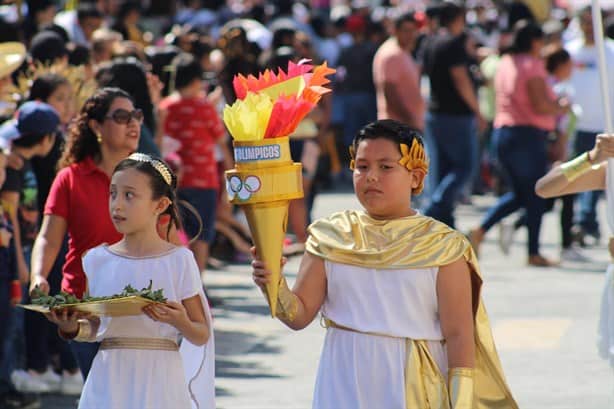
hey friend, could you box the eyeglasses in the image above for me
[105,109,144,125]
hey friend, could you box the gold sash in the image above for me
[306,210,518,409]
[323,317,451,408]
[100,337,178,351]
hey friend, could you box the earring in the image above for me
[96,133,102,144]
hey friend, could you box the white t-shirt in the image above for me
[565,39,614,133]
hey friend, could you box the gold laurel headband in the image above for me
[348,139,429,174]
[128,153,173,186]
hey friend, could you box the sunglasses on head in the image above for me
[105,108,144,125]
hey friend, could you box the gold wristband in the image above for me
[448,367,474,409]
[74,319,96,342]
[560,152,594,182]
[58,319,95,341]
[275,276,298,322]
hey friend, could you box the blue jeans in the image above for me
[0,279,13,394]
[423,112,477,228]
[70,341,100,381]
[573,130,602,234]
[341,92,377,147]
[480,126,549,255]
[178,188,218,243]
[0,288,25,385]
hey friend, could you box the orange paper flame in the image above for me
[224,60,335,141]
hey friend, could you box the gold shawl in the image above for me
[306,210,518,409]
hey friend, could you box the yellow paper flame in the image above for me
[223,93,274,141]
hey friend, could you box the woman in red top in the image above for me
[28,87,143,379]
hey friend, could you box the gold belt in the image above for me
[321,316,445,345]
[322,316,451,409]
[100,337,178,351]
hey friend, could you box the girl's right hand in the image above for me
[29,275,50,296]
[250,247,287,290]
[590,134,614,163]
[44,308,90,335]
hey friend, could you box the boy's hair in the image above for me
[352,119,424,154]
[114,154,182,241]
[28,73,69,102]
[29,31,68,65]
[544,46,571,73]
[438,1,465,28]
[394,12,416,29]
[77,3,103,23]
[171,53,203,91]
[351,119,428,194]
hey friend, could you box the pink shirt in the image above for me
[494,54,557,131]
[373,38,425,130]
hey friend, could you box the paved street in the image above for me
[43,191,614,408]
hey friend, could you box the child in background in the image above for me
[159,53,232,277]
[46,153,214,409]
[0,150,36,409]
[252,120,517,407]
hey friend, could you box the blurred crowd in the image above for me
[1,0,614,407]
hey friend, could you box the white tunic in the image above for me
[78,245,215,409]
[313,260,447,409]
[600,163,614,367]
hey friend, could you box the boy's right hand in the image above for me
[250,247,287,291]
[29,275,50,296]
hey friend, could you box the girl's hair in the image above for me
[113,155,180,241]
[59,87,132,169]
[352,119,425,154]
[95,58,156,133]
[544,46,571,74]
[28,73,70,102]
[509,20,544,54]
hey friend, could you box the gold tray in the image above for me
[18,296,163,317]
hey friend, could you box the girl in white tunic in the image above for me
[46,153,214,409]
[536,133,614,369]
[252,120,517,408]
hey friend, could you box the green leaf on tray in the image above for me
[31,280,167,308]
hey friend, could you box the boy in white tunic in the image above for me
[253,119,517,408]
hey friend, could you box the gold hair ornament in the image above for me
[128,153,173,186]
[348,139,429,193]
[1,61,96,118]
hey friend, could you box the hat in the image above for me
[0,42,26,79]
[0,101,60,143]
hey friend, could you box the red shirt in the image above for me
[160,96,226,189]
[44,157,122,297]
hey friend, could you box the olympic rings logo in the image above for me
[226,175,262,201]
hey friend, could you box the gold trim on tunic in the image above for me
[100,337,178,351]
[323,317,451,408]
